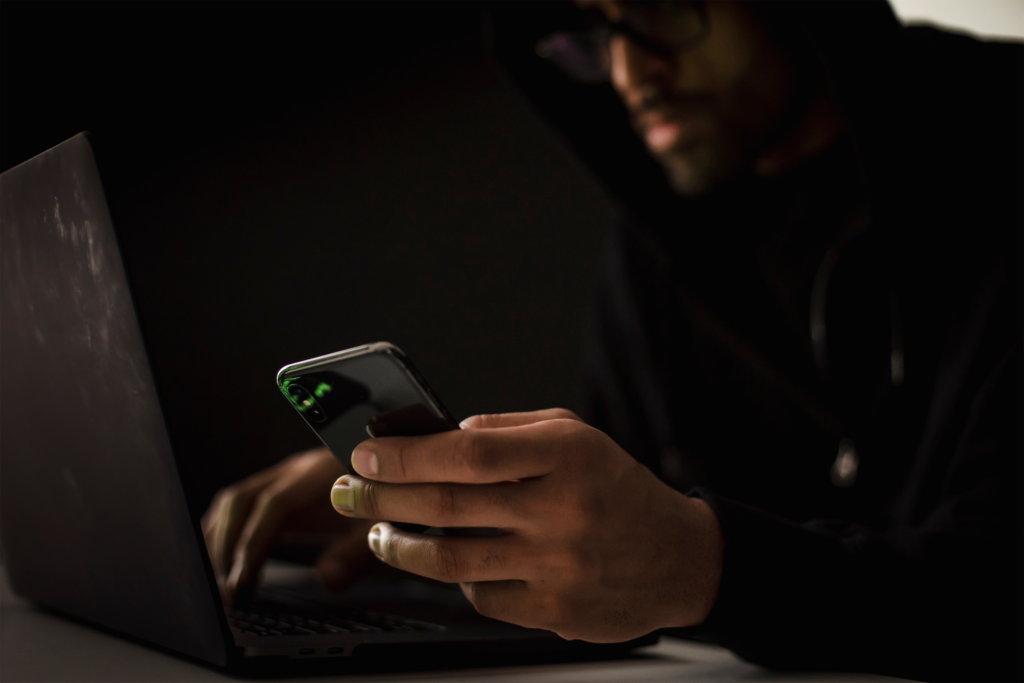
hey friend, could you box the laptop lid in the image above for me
[0,133,229,666]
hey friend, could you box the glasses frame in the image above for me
[536,1,710,83]
[603,0,709,60]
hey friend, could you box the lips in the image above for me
[645,120,685,152]
[637,110,692,153]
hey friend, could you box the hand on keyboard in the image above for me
[202,447,377,602]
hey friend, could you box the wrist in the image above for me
[664,494,725,628]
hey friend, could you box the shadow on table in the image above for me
[231,637,662,679]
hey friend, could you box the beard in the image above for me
[651,132,752,197]
[627,73,794,197]
[628,90,752,197]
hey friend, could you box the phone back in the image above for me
[277,343,458,472]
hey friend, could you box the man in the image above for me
[203,2,1022,679]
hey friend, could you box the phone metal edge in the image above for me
[275,342,453,422]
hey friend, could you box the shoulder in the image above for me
[887,27,1022,255]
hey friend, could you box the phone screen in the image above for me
[277,342,459,474]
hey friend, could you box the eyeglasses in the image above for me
[535,1,708,84]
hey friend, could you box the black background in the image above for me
[2,2,615,514]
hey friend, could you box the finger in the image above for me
[224,449,346,594]
[351,417,593,483]
[332,475,527,529]
[201,498,222,566]
[460,409,583,430]
[368,522,531,583]
[201,457,304,580]
[204,495,229,581]
[226,483,295,597]
[274,447,345,500]
[206,489,259,584]
[316,520,376,591]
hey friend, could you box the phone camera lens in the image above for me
[287,384,327,423]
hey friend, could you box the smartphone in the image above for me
[278,343,497,536]
[277,342,460,474]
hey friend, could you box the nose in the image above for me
[609,34,673,106]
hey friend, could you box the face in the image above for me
[596,1,798,196]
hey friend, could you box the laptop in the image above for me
[0,133,657,671]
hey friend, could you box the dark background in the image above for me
[1,2,615,515]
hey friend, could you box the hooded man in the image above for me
[203,3,1022,680]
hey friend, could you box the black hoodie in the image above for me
[487,2,1023,681]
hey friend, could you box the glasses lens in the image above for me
[536,2,705,83]
[536,30,611,84]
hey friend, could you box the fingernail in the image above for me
[459,419,471,429]
[331,482,354,512]
[351,445,379,476]
[368,525,383,560]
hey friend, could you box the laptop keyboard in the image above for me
[226,605,446,637]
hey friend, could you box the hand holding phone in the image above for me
[278,342,495,536]
[278,342,460,471]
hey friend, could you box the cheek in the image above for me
[728,55,795,140]
[681,44,753,93]
[679,5,796,139]
[679,2,764,90]
[682,69,794,158]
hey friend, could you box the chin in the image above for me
[658,145,746,198]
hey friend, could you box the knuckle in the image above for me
[221,491,252,519]
[358,480,382,517]
[548,545,596,585]
[454,432,489,480]
[466,414,498,429]
[477,548,506,573]
[549,481,602,530]
[561,423,607,469]
[576,488,607,524]
[432,485,459,521]
[549,408,581,422]
[392,441,411,481]
[569,419,599,445]
[253,488,286,518]
[213,487,240,511]
[431,542,464,583]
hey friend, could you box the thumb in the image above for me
[315,521,377,591]
[459,408,583,430]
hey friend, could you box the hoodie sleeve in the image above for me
[682,336,1022,681]
[672,258,1024,683]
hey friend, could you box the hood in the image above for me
[483,1,1021,241]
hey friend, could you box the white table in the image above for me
[0,567,904,683]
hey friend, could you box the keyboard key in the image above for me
[224,603,445,635]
